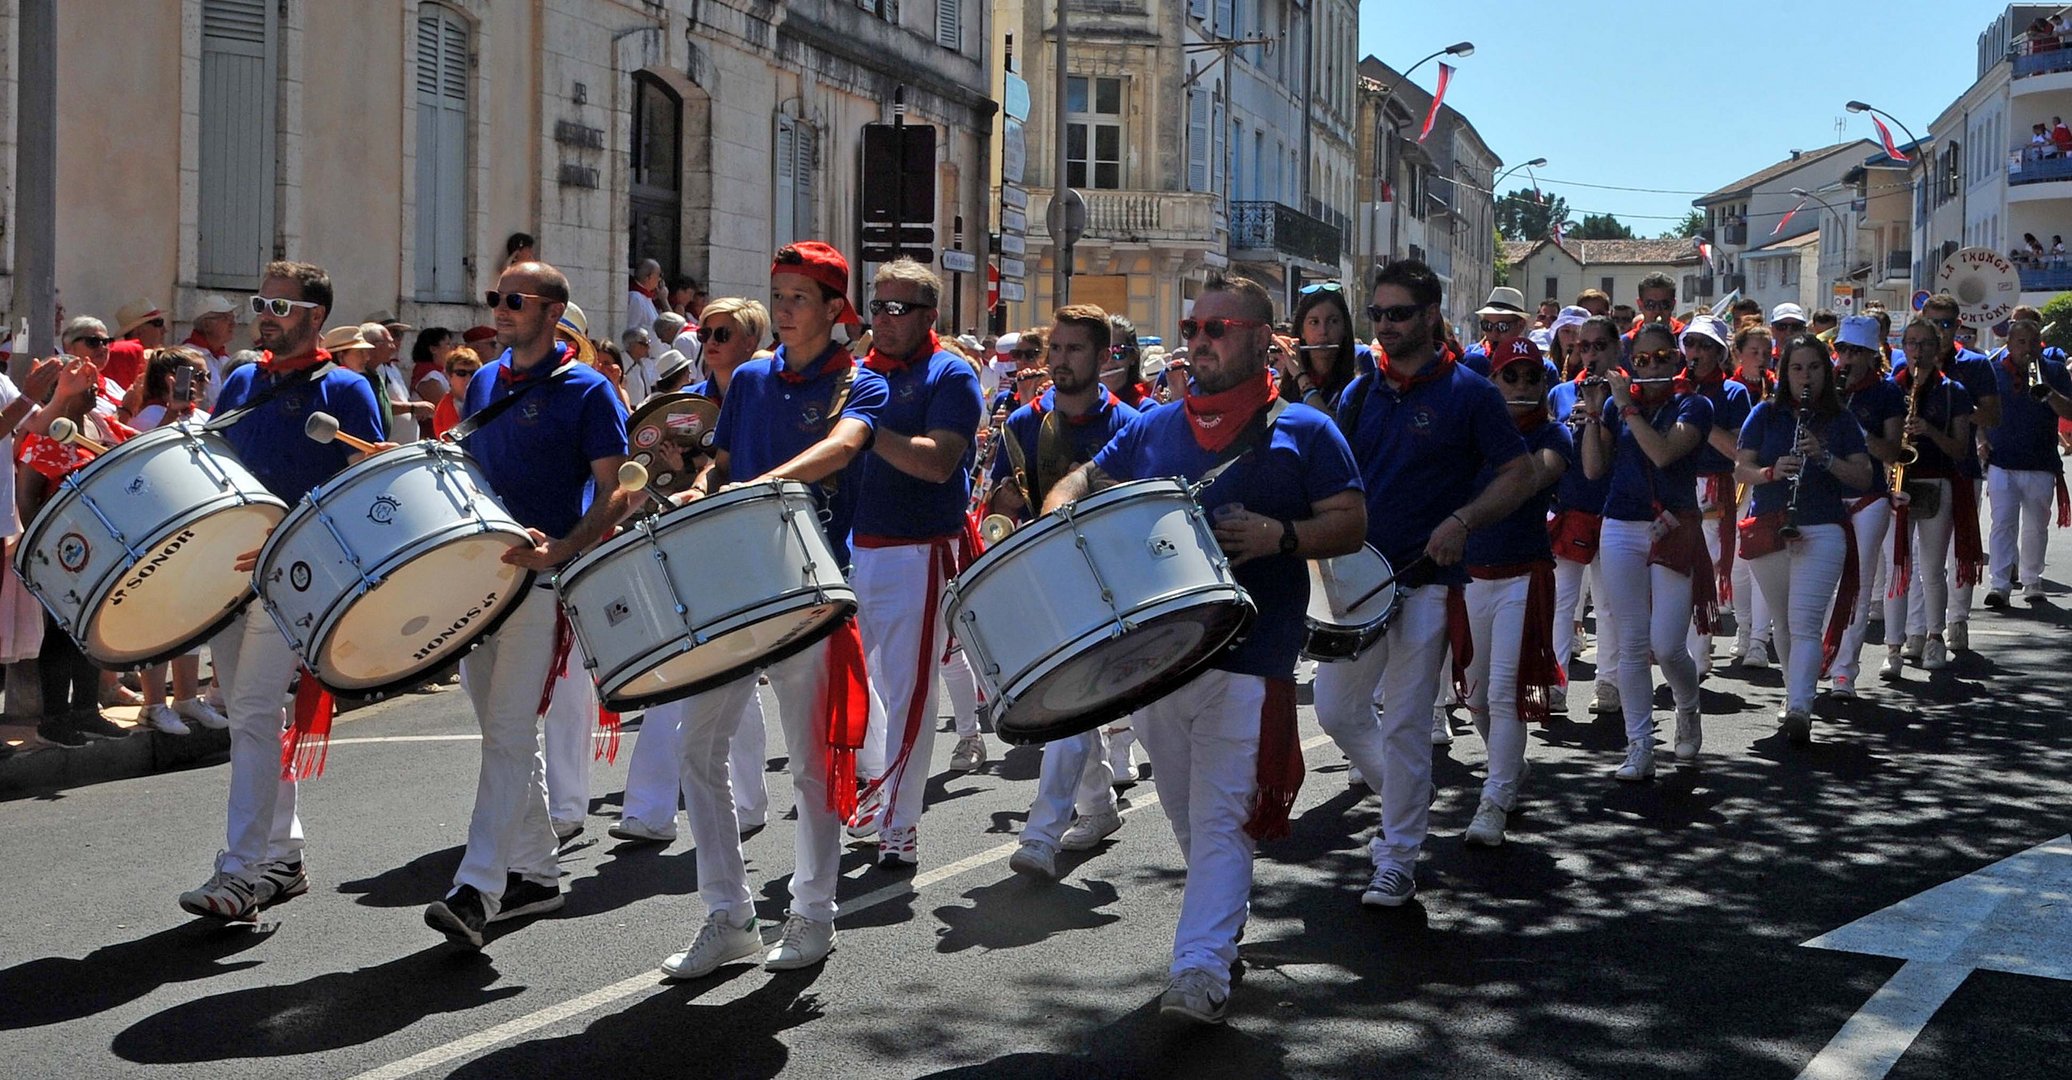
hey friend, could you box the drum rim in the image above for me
[252,442,502,575]
[597,596,857,712]
[299,568,540,698]
[583,583,860,692]
[15,424,274,561]
[951,476,1200,588]
[987,589,1256,745]
[553,479,821,592]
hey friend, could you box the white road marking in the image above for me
[1795,960,1972,1080]
[347,733,1337,1079]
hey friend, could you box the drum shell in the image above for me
[556,480,857,711]
[1301,544,1398,662]
[15,424,287,668]
[254,442,533,695]
[943,478,1253,745]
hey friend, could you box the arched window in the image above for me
[630,73,682,275]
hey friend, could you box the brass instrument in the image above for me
[2031,380,2054,402]
[1779,384,1813,540]
[979,513,1017,544]
[1888,374,1924,492]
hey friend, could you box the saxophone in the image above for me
[1888,374,1923,493]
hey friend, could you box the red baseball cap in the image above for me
[461,325,497,344]
[771,241,861,326]
[1490,337,1543,376]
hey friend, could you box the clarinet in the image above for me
[1779,384,1813,540]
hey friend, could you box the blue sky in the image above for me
[1359,0,2014,232]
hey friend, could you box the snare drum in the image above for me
[15,424,289,667]
[254,441,534,695]
[1302,544,1399,662]
[556,480,856,711]
[942,478,1254,745]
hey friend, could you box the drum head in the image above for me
[991,599,1254,746]
[626,393,720,494]
[86,503,284,667]
[599,598,854,712]
[312,534,533,694]
[1307,545,1397,629]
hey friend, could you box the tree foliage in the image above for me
[1571,213,1636,240]
[1495,187,1571,242]
[2040,291,2072,355]
[1659,210,1708,239]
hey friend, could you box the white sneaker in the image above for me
[1743,641,1771,669]
[173,696,229,730]
[1922,637,1949,670]
[1591,683,1622,714]
[1346,762,1367,788]
[1902,634,1925,662]
[1946,621,1968,651]
[845,787,883,839]
[1464,800,1507,847]
[1830,674,1856,698]
[877,825,918,868]
[607,817,677,843]
[661,909,762,979]
[1009,839,1058,880]
[1613,739,1655,782]
[1985,588,2010,608]
[1107,725,1140,786]
[1672,707,1702,762]
[1059,808,1123,850]
[1781,709,1812,746]
[142,703,191,736]
[735,806,766,834]
[948,734,987,772]
[1879,647,1905,680]
[1431,706,1454,746]
[551,818,583,842]
[762,912,836,970]
[1159,968,1230,1024]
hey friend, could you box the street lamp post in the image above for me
[1847,100,1926,288]
[1378,41,1474,266]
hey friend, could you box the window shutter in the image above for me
[773,115,797,246]
[198,0,274,286]
[935,0,961,51]
[1187,89,1209,192]
[792,121,817,240]
[1215,0,1233,37]
[414,4,470,301]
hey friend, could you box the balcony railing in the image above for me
[1028,189,1222,246]
[1721,272,1747,294]
[1229,201,1345,267]
[2010,146,2072,185]
[2015,42,2072,79]
[1683,275,1715,299]
[1722,223,1748,246]
[1883,250,1912,279]
[2020,266,2072,291]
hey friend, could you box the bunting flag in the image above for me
[1696,238,1715,269]
[1417,63,1453,144]
[1552,219,1565,245]
[1872,115,1909,162]
[1710,288,1743,319]
[1772,197,1807,236]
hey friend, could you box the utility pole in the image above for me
[1052,0,1071,307]
[14,0,58,373]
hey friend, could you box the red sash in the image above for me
[1244,678,1304,842]
[1649,511,1718,634]
[1820,514,1862,677]
[842,535,954,829]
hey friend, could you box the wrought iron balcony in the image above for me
[1229,201,1345,267]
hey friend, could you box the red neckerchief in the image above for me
[1733,365,1773,395]
[629,276,658,301]
[774,341,852,385]
[497,341,570,385]
[182,331,224,359]
[1514,408,1550,435]
[1377,342,1458,392]
[1182,368,1277,452]
[261,346,332,376]
[1691,366,1726,390]
[862,330,940,376]
[1844,367,1882,395]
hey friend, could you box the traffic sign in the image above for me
[942,250,977,274]
[999,257,1026,281]
[1000,233,1027,257]
[1000,281,1025,303]
[1001,120,1026,186]
[1002,208,1028,235]
[1001,184,1029,211]
[1046,188,1087,248]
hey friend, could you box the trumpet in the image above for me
[979,513,1017,544]
[2031,381,2054,401]
[1779,384,1812,541]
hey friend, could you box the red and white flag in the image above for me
[1553,219,1565,244]
[1417,63,1454,144]
[1772,197,1806,236]
[1872,115,1909,163]
[1697,238,1715,268]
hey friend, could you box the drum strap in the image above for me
[1033,410,1081,507]
[1196,398,1291,488]
[816,362,859,499]
[999,418,1036,508]
[444,362,580,443]
[204,362,339,432]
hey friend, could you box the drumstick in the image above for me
[303,411,382,454]
[1343,554,1434,613]
[47,417,107,455]
[617,460,650,491]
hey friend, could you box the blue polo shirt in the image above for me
[1740,403,1870,527]
[1897,374,1974,475]
[1844,377,1908,491]
[851,350,983,539]
[990,387,1140,509]
[1333,361,1527,587]
[1986,358,2072,472]
[460,344,629,541]
[1602,393,1715,522]
[1093,400,1360,680]
[711,342,889,567]
[215,356,385,504]
[1466,418,1572,568]
[1688,377,1752,475]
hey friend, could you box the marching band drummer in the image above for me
[1042,272,1365,1024]
[611,299,774,845]
[844,258,983,869]
[1577,321,1713,781]
[1313,259,1534,909]
[1676,314,1753,679]
[1981,318,2072,608]
[1884,316,1979,676]
[1458,338,1572,848]
[1829,317,1909,694]
[997,304,1143,881]
[656,242,889,981]
[1731,335,1875,744]
[178,261,386,922]
[422,260,633,949]
[1547,316,1623,717]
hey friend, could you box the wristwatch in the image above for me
[1278,519,1299,555]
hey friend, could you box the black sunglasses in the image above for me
[1574,339,1614,353]
[1641,298,1676,312]
[695,325,735,344]
[75,335,113,348]
[1179,316,1269,341]
[1498,365,1544,383]
[868,299,930,317]
[1479,319,1519,334]
[1367,303,1426,324]
[485,290,557,311]
[1009,348,1042,361]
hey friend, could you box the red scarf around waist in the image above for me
[1246,677,1304,842]
[1181,368,1276,452]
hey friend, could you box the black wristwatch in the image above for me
[1278,519,1299,555]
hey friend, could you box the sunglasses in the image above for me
[1929,316,1958,330]
[485,290,558,311]
[146,318,166,329]
[1498,366,1545,384]
[1630,348,1681,365]
[1641,298,1676,312]
[1009,348,1043,361]
[868,299,929,317]
[451,366,481,378]
[250,295,321,317]
[1574,339,1615,353]
[1179,316,1269,341]
[74,335,113,348]
[1299,281,1344,295]
[1367,303,1426,324]
[695,325,735,344]
[1479,319,1519,335]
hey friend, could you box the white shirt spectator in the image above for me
[671,329,706,383]
[379,362,420,442]
[626,288,660,342]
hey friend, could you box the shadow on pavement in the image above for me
[0,921,273,1030]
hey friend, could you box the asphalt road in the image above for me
[3,554,2069,1079]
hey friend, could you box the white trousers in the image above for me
[853,543,952,835]
[208,607,305,877]
[1731,489,1773,652]
[1553,556,1623,692]
[454,587,562,908]
[1135,668,1264,996]
[1463,574,1530,811]
[1597,519,1700,742]
[673,638,854,924]
[1310,584,1448,867]
[1891,479,1956,637]
[542,639,599,825]
[1832,498,1894,680]
[620,688,769,827]
[942,648,980,738]
[1748,524,1847,715]
[1022,727,1118,847]
[1988,465,2056,592]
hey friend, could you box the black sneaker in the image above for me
[68,710,129,740]
[36,717,87,747]
[259,859,309,908]
[490,874,565,923]
[426,885,489,949]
